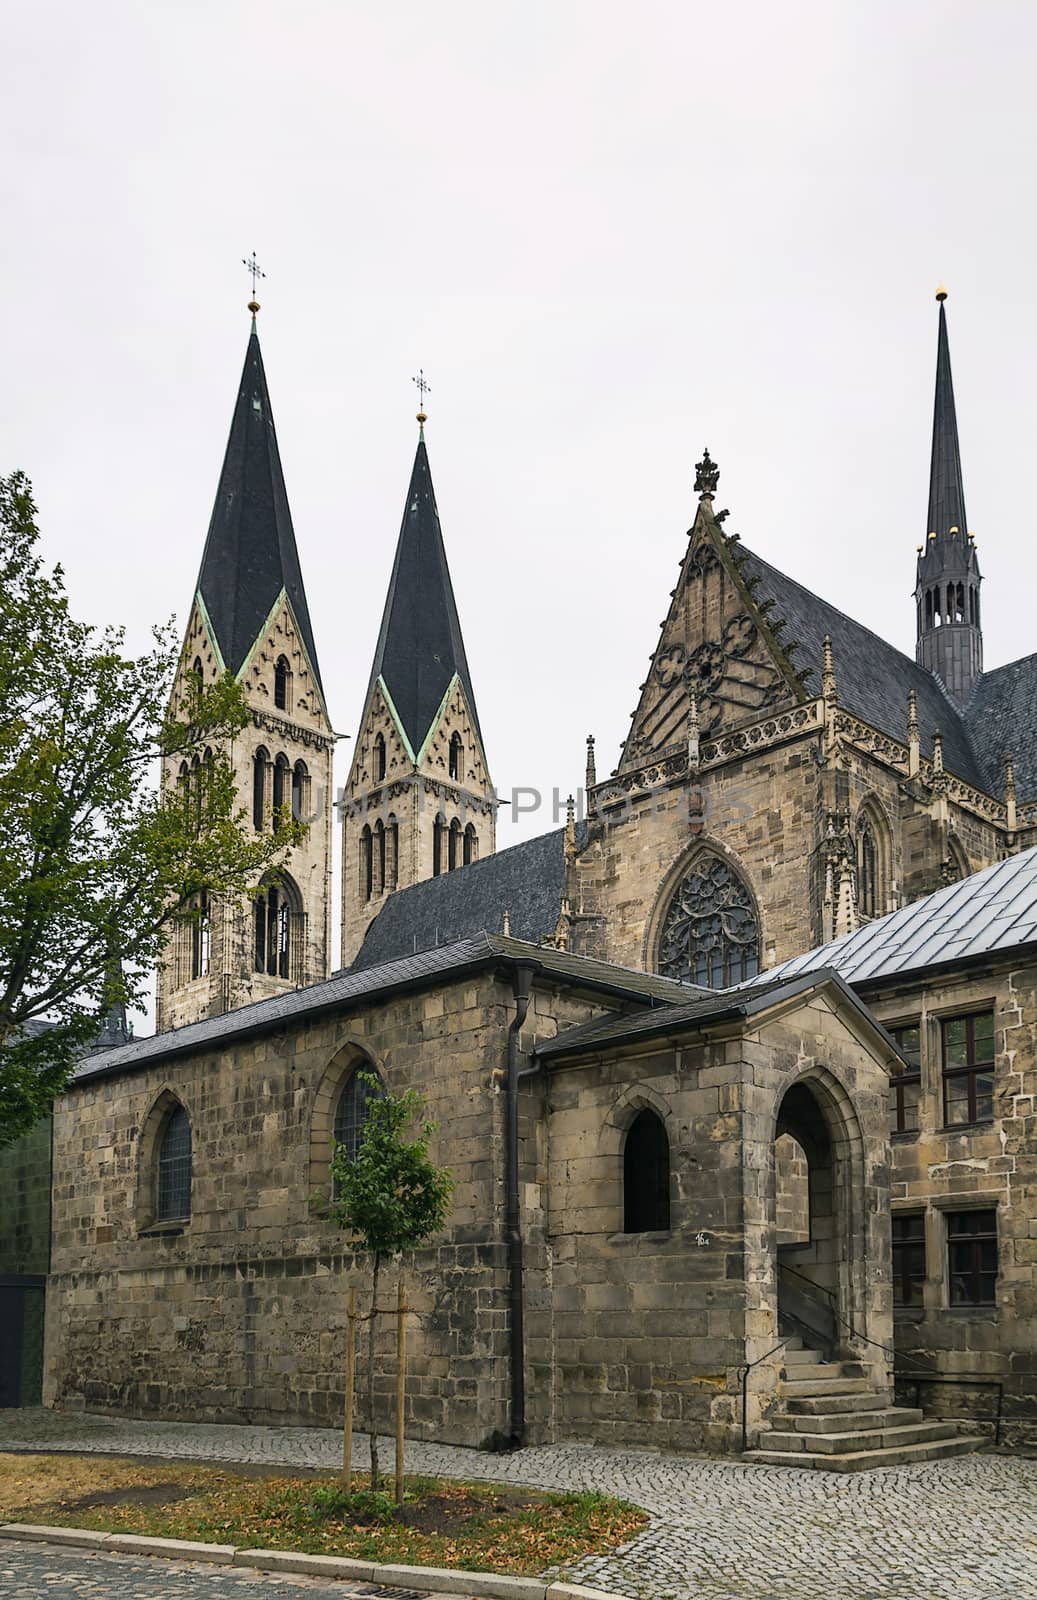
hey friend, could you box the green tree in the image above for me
[0,470,303,1145]
[328,1076,453,1492]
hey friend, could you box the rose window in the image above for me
[658,854,760,987]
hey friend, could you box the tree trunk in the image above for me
[368,1251,381,1490]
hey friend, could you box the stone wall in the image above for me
[0,1116,51,1406]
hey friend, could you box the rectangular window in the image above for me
[889,1023,922,1135]
[942,1011,995,1126]
[892,1213,926,1307]
[947,1209,997,1306]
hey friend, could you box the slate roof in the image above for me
[967,655,1037,800]
[536,969,899,1063]
[71,931,693,1087]
[350,826,578,971]
[195,324,323,695]
[747,844,1037,990]
[739,546,984,786]
[364,437,482,754]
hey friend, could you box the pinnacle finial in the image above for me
[932,730,945,775]
[821,634,838,703]
[243,252,265,320]
[412,369,431,437]
[694,447,719,499]
[585,734,597,791]
[935,282,948,302]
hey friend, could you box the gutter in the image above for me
[505,962,536,1448]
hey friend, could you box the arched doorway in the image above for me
[773,1073,867,1357]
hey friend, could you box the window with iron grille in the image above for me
[623,1110,670,1232]
[889,1023,921,1135]
[942,1011,995,1127]
[892,1212,925,1307]
[333,1070,383,1167]
[947,1209,997,1306]
[157,1106,192,1221]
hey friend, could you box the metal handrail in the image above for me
[778,1260,1006,1442]
[737,1338,789,1453]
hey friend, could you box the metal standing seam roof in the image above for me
[745,844,1037,989]
[71,932,701,1086]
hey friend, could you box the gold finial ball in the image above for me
[916,545,924,553]
[248,299,260,315]
[935,282,948,302]
[416,409,427,425]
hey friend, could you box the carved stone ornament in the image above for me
[658,853,760,986]
[694,448,720,498]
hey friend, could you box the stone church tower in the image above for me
[340,413,494,966]
[155,309,333,1032]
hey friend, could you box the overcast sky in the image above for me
[4,2,1036,999]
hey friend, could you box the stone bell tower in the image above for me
[340,403,494,967]
[155,299,333,1032]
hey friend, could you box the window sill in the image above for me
[138,1220,188,1237]
[891,1130,920,1144]
[940,1120,995,1134]
[943,1303,997,1317]
[892,1306,926,1322]
[607,1229,673,1245]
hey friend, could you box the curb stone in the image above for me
[0,1523,635,1598]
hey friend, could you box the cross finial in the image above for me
[243,251,265,314]
[412,369,431,433]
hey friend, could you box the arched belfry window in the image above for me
[272,754,290,831]
[333,1068,384,1166]
[448,817,462,870]
[274,655,291,712]
[464,822,477,865]
[624,1109,670,1232]
[449,732,463,782]
[253,747,269,831]
[157,1104,192,1222]
[292,760,307,823]
[360,825,373,901]
[657,852,760,987]
[433,815,445,877]
[254,874,301,981]
[386,814,399,891]
[373,733,386,784]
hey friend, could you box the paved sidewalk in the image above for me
[3,1409,1037,1600]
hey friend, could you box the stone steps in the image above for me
[779,1376,872,1398]
[781,1405,925,1434]
[746,1434,982,1472]
[763,1418,960,1455]
[786,1390,890,1415]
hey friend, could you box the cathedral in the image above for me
[8,291,1037,1463]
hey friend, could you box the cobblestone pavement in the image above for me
[0,1543,469,1598]
[3,1410,1037,1600]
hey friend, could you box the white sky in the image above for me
[4,1,1036,1008]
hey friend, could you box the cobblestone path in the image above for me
[2,1410,1036,1599]
[0,1543,469,1598]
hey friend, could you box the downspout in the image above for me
[505,962,536,1448]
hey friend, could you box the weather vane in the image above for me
[412,368,431,422]
[243,251,265,311]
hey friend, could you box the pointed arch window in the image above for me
[373,733,386,784]
[857,819,879,919]
[253,747,269,831]
[449,733,463,782]
[360,825,373,901]
[274,655,291,712]
[624,1110,670,1232]
[157,1104,192,1222]
[333,1068,384,1168]
[463,822,477,865]
[448,817,462,870]
[657,853,759,987]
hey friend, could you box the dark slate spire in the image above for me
[366,434,482,757]
[926,289,968,539]
[915,289,982,704]
[195,323,323,694]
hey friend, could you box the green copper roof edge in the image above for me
[415,673,461,766]
[193,592,227,673]
[375,676,418,764]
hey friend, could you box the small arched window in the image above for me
[157,1105,192,1222]
[373,733,386,783]
[254,877,299,980]
[191,657,204,695]
[274,655,291,712]
[433,815,445,877]
[448,817,462,871]
[386,814,399,891]
[292,760,307,823]
[360,825,373,901]
[448,733,463,782]
[191,891,211,980]
[925,590,934,630]
[333,1069,384,1166]
[373,819,386,896]
[272,754,290,831]
[624,1110,670,1232]
[463,822,477,865]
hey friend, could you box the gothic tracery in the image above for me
[657,853,760,987]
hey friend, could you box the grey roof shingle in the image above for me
[746,844,1037,989]
[351,826,578,971]
[966,654,1037,801]
[741,546,984,786]
[72,931,696,1086]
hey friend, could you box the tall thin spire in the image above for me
[364,430,482,754]
[927,288,968,540]
[195,321,324,695]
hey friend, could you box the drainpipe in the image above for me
[505,962,536,1448]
